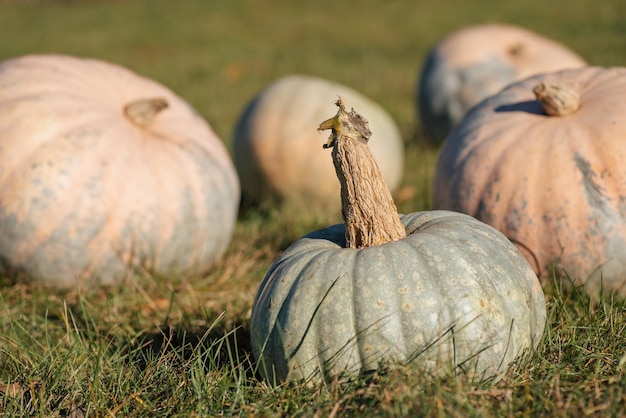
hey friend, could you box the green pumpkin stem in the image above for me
[318,98,406,249]
[533,81,580,116]
[124,97,169,127]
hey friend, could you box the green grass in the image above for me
[0,0,625,416]
[1,280,624,416]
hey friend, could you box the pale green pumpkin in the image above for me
[250,100,546,384]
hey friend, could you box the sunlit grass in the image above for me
[0,278,624,416]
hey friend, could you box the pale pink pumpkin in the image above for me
[233,75,404,208]
[434,66,626,298]
[418,23,587,142]
[0,54,240,287]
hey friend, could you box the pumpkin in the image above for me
[0,54,240,287]
[233,74,404,208]
[434,66,626,298]
[250,99,546,384]
[417,23,587,142]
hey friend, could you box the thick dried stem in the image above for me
[533,81,580,116]
[124,97,169,127]
[319,98,406,249]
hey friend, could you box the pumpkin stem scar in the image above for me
[124,97,169,127]
[318,97,406,249]
[533,81,580,116]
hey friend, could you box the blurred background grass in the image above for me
[0,0,625,415]
[2,0,623,220]
[1,0,623,145]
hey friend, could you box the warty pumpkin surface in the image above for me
[417,23,587,142]
[233,74,404,208]
[250,99,546,385]
[434,66,626,298]
[0,54,240,287]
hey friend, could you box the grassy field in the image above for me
[0,0,625,416]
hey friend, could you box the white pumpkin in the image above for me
[233,75,404,208]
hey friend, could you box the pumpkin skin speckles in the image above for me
[251,211,546,384]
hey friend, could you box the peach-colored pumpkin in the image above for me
[418,23,587,142]
[233,75,404,208]
[434,66,626,298]
[0,54,240,288]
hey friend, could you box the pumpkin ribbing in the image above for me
[318,98,405,248]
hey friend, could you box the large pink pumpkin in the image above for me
[418,23,587,142]
[0,54,240,287]
[434,66,626,298]
[233,75,404,208]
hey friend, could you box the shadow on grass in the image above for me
[129,318,258,380]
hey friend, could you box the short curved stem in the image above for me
[533,81,580,116]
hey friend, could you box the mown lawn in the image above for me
[0,0,625,416]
